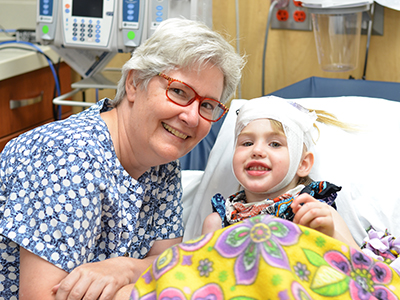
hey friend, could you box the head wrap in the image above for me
[234,96,318,193]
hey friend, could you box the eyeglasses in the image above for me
[158,73,228,122]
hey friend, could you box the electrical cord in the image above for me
[0,25,16,37]
[0,40,62,119]
[0,45,62,119]
[0,46,56,65]
[261,0,279,96]
[0,40,61,96]
[52,58,62,120]
[235,0,242,99]
[362,2,375,80]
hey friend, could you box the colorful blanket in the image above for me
[130,215,400,300]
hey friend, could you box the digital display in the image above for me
[72,0,103,18]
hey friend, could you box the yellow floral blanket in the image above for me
[130,215,400,300]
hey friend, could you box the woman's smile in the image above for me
[162,122,189,140]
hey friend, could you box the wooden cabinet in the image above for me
[0,63,72,152]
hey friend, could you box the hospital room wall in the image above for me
[211,0,400,100]
[105,2,400,103]
[67,1,400,104]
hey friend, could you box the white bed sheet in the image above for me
[182,96,400,245]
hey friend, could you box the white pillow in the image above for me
[182,96,400,245]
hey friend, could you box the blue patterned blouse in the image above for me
[0,99,184,299]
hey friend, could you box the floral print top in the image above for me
[0,99,184,299]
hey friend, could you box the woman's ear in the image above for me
[125,70,137,103]
[297,151,314,177]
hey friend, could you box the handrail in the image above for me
[52,88,95,107]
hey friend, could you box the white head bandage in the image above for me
[234,96,318,193]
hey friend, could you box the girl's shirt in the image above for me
[212,181,340,227]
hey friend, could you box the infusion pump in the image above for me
[36,0,211,77]
[36,0,212,53]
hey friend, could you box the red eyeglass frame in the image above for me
[158,73,228,122]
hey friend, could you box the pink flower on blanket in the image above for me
[130,284,224,300]
[324,248,398,300]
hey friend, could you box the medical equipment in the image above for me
[35,0,212,112]
[306,4,370,72]
[262,0,374,84]
[36,0,212,78]
[300,0,373,72]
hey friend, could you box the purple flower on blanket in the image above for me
[324,248,399,300]
[142,270,153,284]
[293,262,311,281]
[214,214,302,285]
[278,289,290,300]
[182,255,193,266]
[198,258,214,277]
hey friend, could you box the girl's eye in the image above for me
[243,141,253,147]
[269,141,281,148]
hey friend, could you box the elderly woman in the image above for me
[0,18,245,300]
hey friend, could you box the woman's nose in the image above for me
[180,101,201,127]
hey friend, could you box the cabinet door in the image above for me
[0,63,72,151]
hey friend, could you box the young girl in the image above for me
[202,96,360,250]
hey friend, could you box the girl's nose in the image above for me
[252,143,267,158]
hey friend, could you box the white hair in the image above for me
[112,18,246,106]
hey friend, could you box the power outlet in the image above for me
[271,0,312,31]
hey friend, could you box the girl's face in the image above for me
[124,63,224,170]
[233,119,291,202]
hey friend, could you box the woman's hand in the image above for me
[53,237,182,300]
[53,238,182,300]
[291,193,335,238]
[20,237,182,300]
[53,256,138,300]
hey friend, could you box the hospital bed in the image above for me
[180,77,400,245]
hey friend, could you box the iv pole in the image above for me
[262,0,289,96]
[362,2,375,80]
